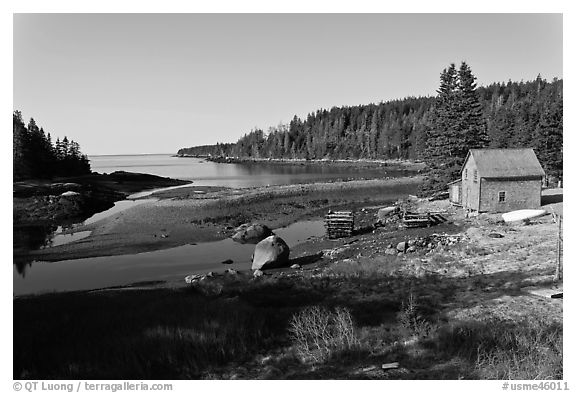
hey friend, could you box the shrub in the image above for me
[434,317,563,379]
[288,306,359,363]
[398,292,434,341]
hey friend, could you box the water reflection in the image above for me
[13,220,326,296]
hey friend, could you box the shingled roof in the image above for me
[464,148,545,178]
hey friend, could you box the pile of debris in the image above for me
[383,234,467,256]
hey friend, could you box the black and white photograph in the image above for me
[11,9,565,383]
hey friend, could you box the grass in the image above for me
[14,217,562,379]
[431,318,563,379]
[158,179,419,229]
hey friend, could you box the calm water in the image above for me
[90,154,408,187]
[15,154,412,296]
[14,220,326,296]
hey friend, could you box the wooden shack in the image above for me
[448,179,462,206]
[459,148,545,213]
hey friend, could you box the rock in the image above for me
[253,269,264,278]
[251,235,290,270]
[221,259,234,265]
[387,244,394,249]
[232,223,273,244]
[396,241,407,252]
[290,264,301,269]
[224,268,238,275]
[60,191,80,197]
[385,248,397,255]
[407,240,415,247]
[205,271,214,278]
[407,246,417,253]
[185,274,201,284]
[488,233,504,238]
[377,206,399,222]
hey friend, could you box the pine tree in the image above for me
[420,64,459,194]
[455,61,490,153]
[420,62,490,195]
[535,98,563,185]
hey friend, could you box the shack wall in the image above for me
[461,156,480,211]
[479,178,542,213]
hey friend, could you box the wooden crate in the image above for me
[402,211,448,228]
[324,211,354,239]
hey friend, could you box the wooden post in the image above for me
[555,215,562,282]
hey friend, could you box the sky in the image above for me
[13,13,563,155]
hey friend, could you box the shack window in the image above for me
[473,170,478,182]
[498,191,506,202]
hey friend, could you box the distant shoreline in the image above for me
[175,154,426,170]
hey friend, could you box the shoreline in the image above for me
[176,154,426,170]
[14,189,563,379]
[18,176,422,263]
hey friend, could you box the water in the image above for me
[14,220,326,296]
[90,154,408,188]
[15,154,413,296]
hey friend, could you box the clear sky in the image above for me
[13,13,563,155]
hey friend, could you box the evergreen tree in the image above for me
[420,63,460,194]
[420,62,489,195]
[535,98,563,185]
[13,111,91,180]
[455,62,490,153]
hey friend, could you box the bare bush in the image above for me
[288,306,359,363]
[398,292,434,341]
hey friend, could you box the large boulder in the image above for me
[251,235,290,270]
[232,223,273,244]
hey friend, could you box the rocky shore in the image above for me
[13,171,191,259]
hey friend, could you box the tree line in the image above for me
[178,64,562,193]
[13,111,91,181]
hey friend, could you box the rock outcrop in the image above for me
[232,223,273,244]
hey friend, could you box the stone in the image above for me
[385,248,397,255]
[232,223,273,244]
[396,241,407,252]
[251,235,290,270]
[60,191,80,197]
[407,240,415,247]
[253,269,264,278]
[377,206,399,223]
[290,264,301,269]
[224,268,238,275]
[407,246,417,253]
[185,274,201,284]
[488,233,504,239]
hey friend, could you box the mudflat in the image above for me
[22,176,421,262]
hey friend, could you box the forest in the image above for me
[13,110,91,181]
[178,66,562,193]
